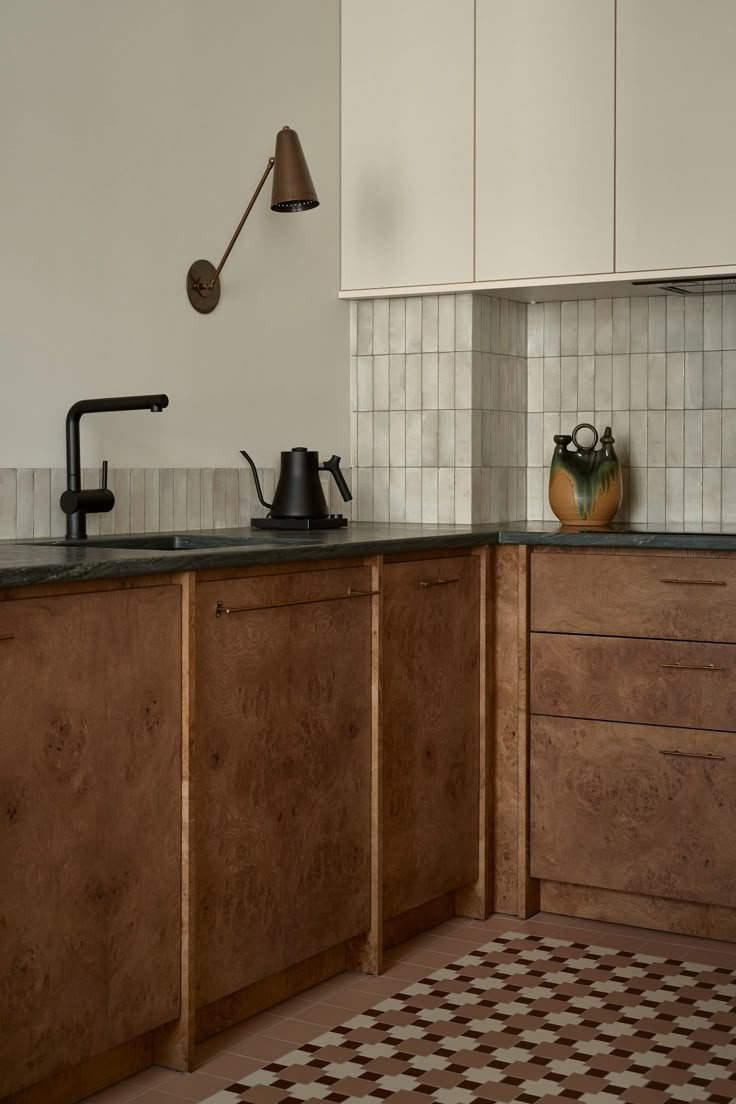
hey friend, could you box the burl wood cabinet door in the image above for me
[382,556,480,919]
[0,586,182,1097]
[531,715,736,907]
[195,573,372,1010]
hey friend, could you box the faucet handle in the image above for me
[101,460,108,490]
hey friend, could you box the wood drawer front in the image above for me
[531,551,736,641]
[530,715,736,908]
[530,632,736,731]
[196,564,374,617]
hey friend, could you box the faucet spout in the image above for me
[63,394,169,538]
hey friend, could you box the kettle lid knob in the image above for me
[292,446,307,452]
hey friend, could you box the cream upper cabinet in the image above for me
[340,0,474,292]
[475,0,615,283]
[616,0,736,273]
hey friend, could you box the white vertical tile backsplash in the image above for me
[350,291,527,524]
[0,465,280,541]
[526,291,736,527]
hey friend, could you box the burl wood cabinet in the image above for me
[194,565,373,1015]
[0,583,182,1099]
[529,549,736,925]
[531,715,736,908]
[381,554,481,921]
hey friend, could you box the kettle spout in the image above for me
[240,450,273,510]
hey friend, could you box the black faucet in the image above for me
[61,394,169,539]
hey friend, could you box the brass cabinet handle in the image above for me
[660,577,726,586]
[659,662,724,672]
[215,589,378,616]
[419,578,459,589]
[660,749,725,762]
[0,634,14,642]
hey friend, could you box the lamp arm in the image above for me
[208,157,275,286]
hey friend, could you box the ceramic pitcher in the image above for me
[548,422,622,527]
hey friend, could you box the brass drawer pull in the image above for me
[215,588,378,616]
[419,578,459,589]
[660,577,726,586]
[659,662,724,672]
[660,749,725,762]
[0,634,14,641]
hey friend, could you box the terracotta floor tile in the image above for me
[236,1087,284,1104]
[194,1054,262,1080]
[289,1001,349,1027]
[84,1082,152,1104]
[258,1018,325,1045]
[125,1069,184,1091]
[155,1072,230,1101]
[379,961,433,982]
[122,1093,190,1104]
[351,974,405,996]
[638,940,736,967]
[389,946,458,967]
[322,985,382,1011]
[223,1033,294,1061]
[651,929,736,952]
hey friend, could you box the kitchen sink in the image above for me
[21,533,274,552]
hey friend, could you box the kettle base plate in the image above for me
[251,516,348,530]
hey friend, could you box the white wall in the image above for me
[0,0,347,471]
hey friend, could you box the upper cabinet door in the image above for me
[340,0,474,291]
[475,0,615,283]
[616,0,736,273]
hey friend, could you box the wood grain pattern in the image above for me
[540,881,736,943]
[492,546,520,914]
[492,546,537,917]
[347,557,383,975]
[530,632,736,732]
[194,572,372,1009]
[381,555,480,920]
[531,715,736,907]
[0,586,182,1098]
[193,555,373,586]
[514,547,538,919]
[195,565,370,609]
[531,550,736,642]
[153,572,196,1072]
[2,1036,153,1104]
[455,545,492,921]
[0,571,180,605]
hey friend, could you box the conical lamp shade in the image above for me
[271,126,319,212]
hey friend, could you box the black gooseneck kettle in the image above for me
[240,447,352,530]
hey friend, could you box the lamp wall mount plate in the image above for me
[187,126,318,315]
[187,260,221,314]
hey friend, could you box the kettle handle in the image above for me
[239,450,273,510]
[321,455,352,502]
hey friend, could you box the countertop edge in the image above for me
[3,524,736,589]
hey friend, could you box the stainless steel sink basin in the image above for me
[21,533,273,552]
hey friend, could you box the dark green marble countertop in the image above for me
[2,521,736,590]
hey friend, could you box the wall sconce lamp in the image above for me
[186,126,319,314]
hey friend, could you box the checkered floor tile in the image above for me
[203,931,736,1104]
